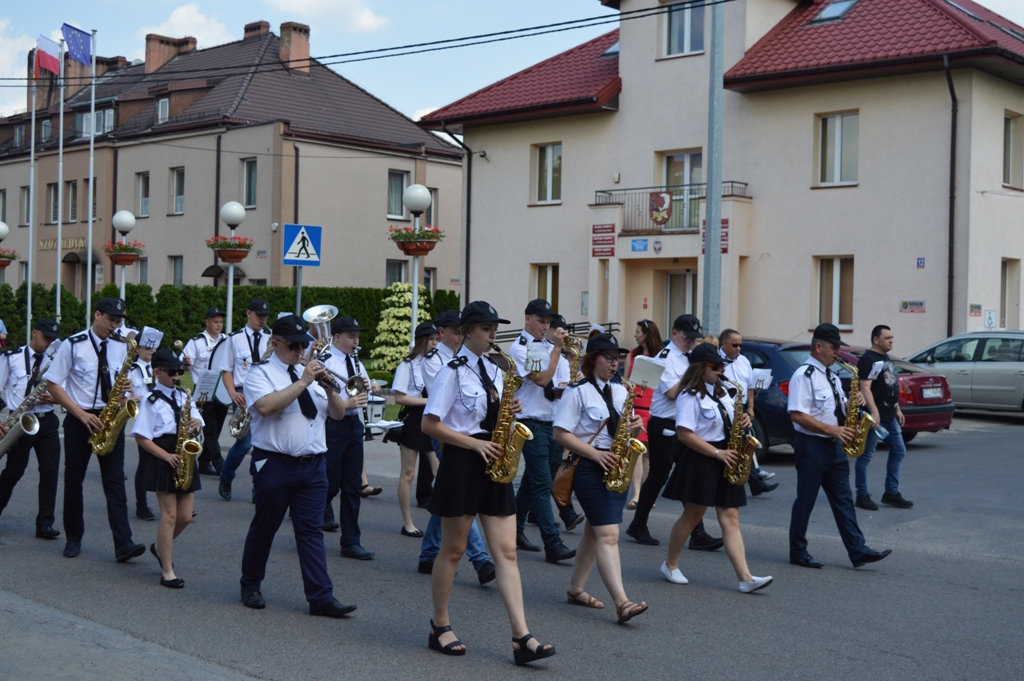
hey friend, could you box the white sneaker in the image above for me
[739,575,773,593]
[660,561,688,584]
[759,470,775,480]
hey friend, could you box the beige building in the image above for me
[0,21,462,299]
[422,0,1024,351]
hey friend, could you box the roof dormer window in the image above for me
[812,0,859,23]
[157,98,169,124]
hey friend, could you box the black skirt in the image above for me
[144,434,201,494]
[429,433,516,518]
[573,456,627,527]
[398,404,433,452]
[662,439,745,509]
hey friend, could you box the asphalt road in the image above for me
[1,411,1021,681]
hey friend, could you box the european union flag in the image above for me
[62,23,91,67]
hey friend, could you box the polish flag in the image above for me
[36,35,60,77]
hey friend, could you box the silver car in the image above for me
[908,331,1024,411]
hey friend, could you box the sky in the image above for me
[2,0,1024,120]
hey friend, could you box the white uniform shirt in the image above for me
[422,343,455,393]
[0,345,56,414]
[675,384,737,443]
[554,378,627,450]
[722,349,754,395]
[220,326,265,390]
[553,353,571,387]
[425,346,505,436]
[129,360,153,398]
[183,330,225,389]
[44,330,130,410]
[787,356,848,437]
[508,332,557,421]
[393,355,427,397]
[244,354,329,456]
[650,342,691,420]
[131,382,204,441]
[322,347,370,417]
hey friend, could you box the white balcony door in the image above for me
[666,270,698,330]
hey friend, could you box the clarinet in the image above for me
[353,346,374,441]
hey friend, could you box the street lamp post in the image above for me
[220,201,246,333]
[111,210,136,300]
[402,185,432,347]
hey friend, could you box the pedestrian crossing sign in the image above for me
[282,224,322,267]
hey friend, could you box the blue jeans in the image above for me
[419,437,492,568]
[515,420,562,549]
[855,418,907,497]
[220,405,252,483]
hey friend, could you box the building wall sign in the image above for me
[969,304,982,317]
[592,234,615,246]
[900,300,926,313]
[653,238,662,254]
[631,238,648,252]
[592,224,616,234]
[592,247,615,257]
[39,237,86,251]
[700,219,729,254]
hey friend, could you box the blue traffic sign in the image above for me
[282,224,322,267]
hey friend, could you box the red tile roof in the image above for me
[726,0,1024,90]
[419,30,621,130]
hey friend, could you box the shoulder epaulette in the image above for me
[229,329,244,336]
[401,357,413,364]
[804,366,815,378]
[147,392,160,403]
[518,336,527,345]
[686,387,700,395]
[657,347,671,359]
[111,335,129,343]
[68,333,88,344]
[130,364,142,374]
[2,347,20,356]
[568,377,588,388]
[191,333,204,341]
[447,356,468,368]
[424,348,438,359]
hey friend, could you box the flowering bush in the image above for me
[0,248,18,261]
[388,225,445,242]
[370,282,433,371]
[102,240,145,255]
[206,235,254,250]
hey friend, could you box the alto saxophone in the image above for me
[723,379,761,486]
[484,343,534,484]
[89,338,140,456]
[172,382,203,491]
[228,326,274,439]
[604,378,648,493]
[836,360,875,458]
[0,372,52,460]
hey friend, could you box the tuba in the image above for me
[484,343,534,484]
[172,382,202,491]
[228,325,274,439]
[837,360,875,458]
[604,378,648,493]
[723,379,761,485]
[89,338,140,456]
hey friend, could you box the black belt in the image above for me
[253,446,322,464]
[521,418,553,425]
[327,414,360,423]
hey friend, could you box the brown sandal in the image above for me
[566,590,605,609]
[616,600,648,624]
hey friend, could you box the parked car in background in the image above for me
[740,339,954,455]
[907,331,1024,412]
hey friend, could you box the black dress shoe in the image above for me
[136,506,156,521]
[749,479,779,497]
[219,479,232,501]
[688,527,724,551]
[322,520,340,532]
[790,554,823,569]
[545,542,576,564]
[626,522,660,546]
[63,540,81,558]
[476,561,496,585]
[418,559,435,575]
[852,548,892,568]
[516,531,541,552]
[881,492,914,508]
[856,494,880,511]
[561,512,585,531]
[242,589,266,609]
[340,544,375,560]
[401,527,425,538]
[35,526,60,540]
[198,463,218,476]
[116,542,146,563]
[310,597,357,618]
[160,576,185,589]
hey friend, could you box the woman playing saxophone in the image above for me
[659,343,773,594]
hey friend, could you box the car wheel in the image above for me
[751,416,770,460]
[901,431,917,445]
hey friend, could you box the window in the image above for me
[20,187,30,225]
[170,256,183,287]
[85,177,97,219]
[20,262,28,285]
[535,264,560,312]
[1004,116,1013,185]
[818,257,854,329]
[41,120,51,142]
[66,181,77,222]
[104,109,114,133]
[387,171,408,218]
[171,168,184,214]
[664,151,703,229]
[424,188,439,227]
[666,1,705,56]
[1002,258,1021,329]
[157,98,169,124]
[0,189,5,223]
[819,112,859,185]
[243,159,257,208]
[13,125,25,147]
[914,337,979,363]
[980,337,1021,362]
[249,279,268,287]
[386,260,406,286]
[423,267,437,293]
[138,258,148,285]
[812,0,859,22]
[536,143,562,203]
[47,184,59,223]
[138,173,150,217]
[1003,113,1023,187]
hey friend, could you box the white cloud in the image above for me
[0,18,35,118]
[413,106,438,121]
[978,1,1024,27]
[133,4,235,59]
[263,0,389,32]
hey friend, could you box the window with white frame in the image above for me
[1003,112,1023,187]
[536,143,562,203]
[664,151,703,229]
[66,180,77,222]
[387,171,408,218]
[138,258,148,285]
[157,98,169,124]
[666,1,705,56]
[20,262,28,285]
[423,267,437,293]
[243,159,257,208]
[249,278,268,287]
[386,259,406,287]
[104,109,114,133]
[0,189,5,224]
[535,264,560,312]
[812,0,859,22]
[41,120,51,141]
[138,173,150,217]
[20,187,30,225]
[47,184,58,223]
[818,112,859,185]
[424,188,439,227]
[170,256,183,287]
[13,125,25,147]
[86,177,97,219]
[818,256,854,329]
[171,168,185,214]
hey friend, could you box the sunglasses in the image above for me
[288,341,310,352]
[730,342,743,348]
[705,362,725,370]
[161,369,185,377]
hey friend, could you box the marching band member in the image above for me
[422,301,556,665]
[131,349,203,588]
[45,298,146,561]
[0,319,62,539]
[553,333,648,624]
[182,308,228,476]
[129,327,162,521]
[659,343,773,593]
[626,319,661,510]
[239,315,356,618]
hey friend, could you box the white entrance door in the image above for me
[666,270,698,330]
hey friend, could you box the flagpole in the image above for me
[27,51,38,341]
[55,39,65,323]
[86,29,96,325]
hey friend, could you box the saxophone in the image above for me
[484,343,534,484]
[723,379,761,485]
[0,378,49,460]
[89,338,140,456]
[228,326,274,439]
[604,378,648,493]
[172,382,202,491]
[836,360,875,458]
[564,337,583,384]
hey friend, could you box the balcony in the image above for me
[594,181,749,234]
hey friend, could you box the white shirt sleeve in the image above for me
[244,364,275,408]
[0,354,11,400]
[787,369,815,415]
[131,396,159,439]
[675,392,702,432]
[393,360,413,396]
[43,338,73,387]
[508,340,529,379]
[553,385,584,432]
[220,336,237,374]
[424,366,456,419]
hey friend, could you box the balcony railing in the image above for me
[594,181,749,233]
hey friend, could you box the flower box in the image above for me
[215,249,250,263]
[395,240,437,256]
[108,252,141,266]
[0,248,18,269]
[206,235,254,251]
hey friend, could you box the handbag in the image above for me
[383,406,407,444]
[551,422,606,507]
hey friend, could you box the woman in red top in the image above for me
[626,319,662,510]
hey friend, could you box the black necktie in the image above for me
[98,340,112,403]
[346,354,356,381]
[26,352,44,394]
[593,380,620,438]
[251,331,262,364]
[825,369,846,423]
[288,365,318,420]
[477,357,500,433]
[708,390,734,433]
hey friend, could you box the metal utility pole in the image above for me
[701,0,725,335]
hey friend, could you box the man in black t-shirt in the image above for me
[855,325,913,510]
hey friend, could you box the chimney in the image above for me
[145,34,197,74]
[279,22,310,74]
[244,21,270,41]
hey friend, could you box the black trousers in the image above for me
[632,416,679,528]
[0,411,61,528]
[323,416,364,547]
[198,401,228,469]
[416,449,434,505]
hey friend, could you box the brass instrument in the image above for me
[228,325,274,439]
[723,379,761,485]
[353,346,374,441]
[837,360,875,458]
[172,382,202,491]
[485,343,534,484]
[604,378,648,493]
[295,356,343,394]
[563,336,584,383]
[302,305,339,361]
[89,338,140,456]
